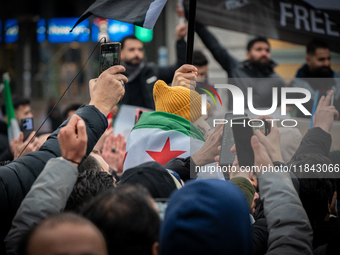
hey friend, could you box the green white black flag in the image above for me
[3,73,20,142]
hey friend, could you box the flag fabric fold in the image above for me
[71,0,167,32]
[184,0,340,53]
[3,73,20,143]
[123,111,205,171]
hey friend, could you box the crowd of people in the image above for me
[0,10,340,255]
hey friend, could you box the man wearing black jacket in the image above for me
[119,24,187,110]
[0,65,127,254]
[291,39,340,118]
[195,23,286,111]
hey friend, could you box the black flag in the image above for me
[71,0,167,32]
[184,0,340,53]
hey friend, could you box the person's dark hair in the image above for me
[18,213,99,255]
[78,154,103,173]
[1,95,30,116]
[120,35,142,49]
[65,170,114,213]
[299,178,336,225]
[62,103,82,121]
[246,37,270,52]
[81,184,160,255]
[193,50,208,67]
[288,153,337,225]
[307,39,329,55]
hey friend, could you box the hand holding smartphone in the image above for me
[219,116,270,168]
[219,113,246,166]
[21,118,34,141]
[232,117,255,168]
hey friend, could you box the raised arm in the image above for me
[292,91,338,158]
[0,65,127,251]
[251,136,313,254]
[158,24,187,83]
[5,114,88,255]
[195,22,238,75]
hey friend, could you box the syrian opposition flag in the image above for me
[71,0,167,32]
[123,111,205,171]
[3,73,20,142]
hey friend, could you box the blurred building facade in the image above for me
[1,0,340,101]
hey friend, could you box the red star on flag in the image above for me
[146,137,186,165]
[124,151,128,163]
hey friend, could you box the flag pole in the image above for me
[185,0,197,64]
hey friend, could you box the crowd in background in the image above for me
[0,8,340,255]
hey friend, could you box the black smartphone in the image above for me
[232,117,254,168]
[219,113,247,167]
[21,117,34,141]
[99,42,121,75]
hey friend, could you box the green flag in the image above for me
[3,73,20,142]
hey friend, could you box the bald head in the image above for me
[25,213,107,255]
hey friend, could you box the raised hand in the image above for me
[58,114,87,166]
[102,133,126,174]
[313,90,339,133]
[13,132,40,159]
[171,64,198,90]
[89,65,128,116]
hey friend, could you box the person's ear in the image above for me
[151,242,159,255]
[249,177,258,189]
[306,55,311,66]
[246,51,251,61]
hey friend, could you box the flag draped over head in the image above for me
[71,0,168,32]
[3,73,20,142]
[123,111,205,171]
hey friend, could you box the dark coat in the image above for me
[290,127,340,255]
[291,64,340,118]
[195,23,286,110]
[0,120,13,162]
[0,105,108,253]
[120,39,186,110]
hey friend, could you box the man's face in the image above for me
[195,65,208,81]
[15,104,33,125]
[247,41,271,64]
[27,222,108,255]
[250,192,259,216]
[121,39,144,66]
[306,48,332,77]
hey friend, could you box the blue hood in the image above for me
[160,179,252,255]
